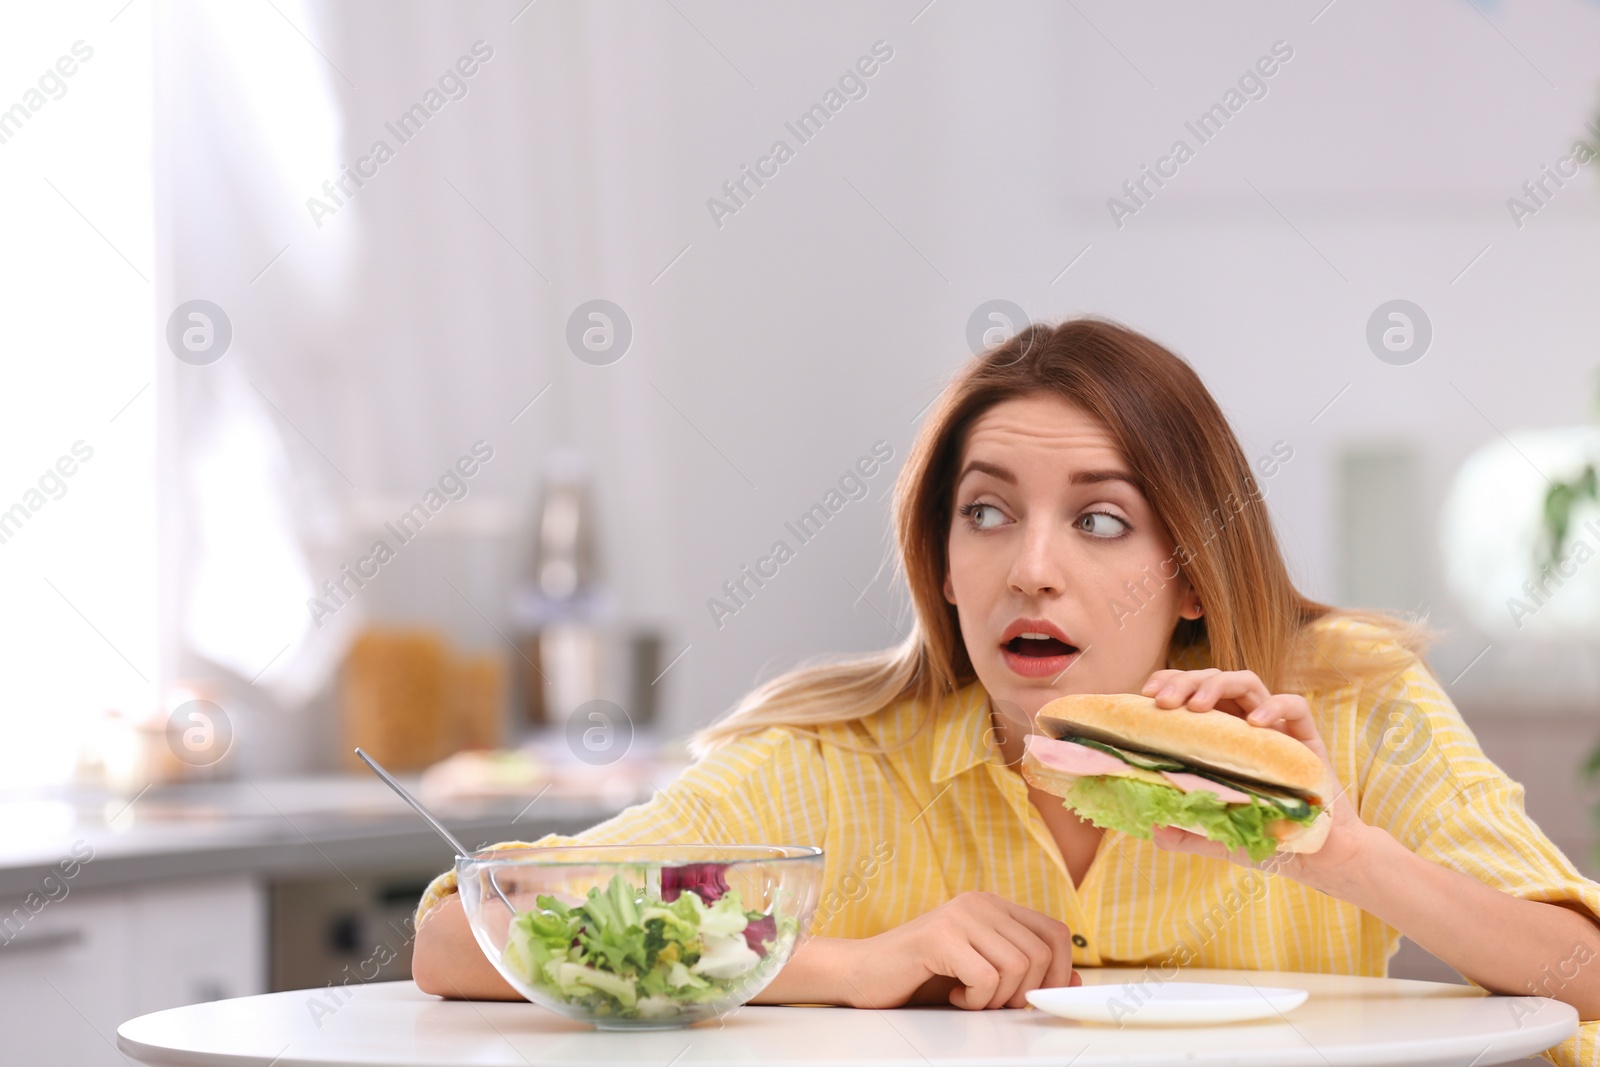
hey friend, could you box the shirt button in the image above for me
[1072,934,1088,948]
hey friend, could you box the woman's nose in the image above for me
[1007,522,1068,596]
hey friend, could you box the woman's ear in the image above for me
[1178,585,1204,620]
[943,572,956,605]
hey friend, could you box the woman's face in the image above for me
[944,393,1200,731]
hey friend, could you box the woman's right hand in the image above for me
[841,891,1080,1009]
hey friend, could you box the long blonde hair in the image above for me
[690,318,1429,757]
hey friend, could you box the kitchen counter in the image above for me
[0,774,644,899]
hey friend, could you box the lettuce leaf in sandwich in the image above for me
[1059,773,1321,863]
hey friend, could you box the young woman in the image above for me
[412,319,1600,1064]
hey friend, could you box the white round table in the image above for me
[117,968,1576,1067]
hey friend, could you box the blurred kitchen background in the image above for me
[4,1,1600,1061]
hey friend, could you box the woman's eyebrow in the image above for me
[1072,469,1141,489]
[956,459,1140,489]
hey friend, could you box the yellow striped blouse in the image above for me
[416,617,1600,1067]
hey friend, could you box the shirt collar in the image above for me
[929,681,999,783]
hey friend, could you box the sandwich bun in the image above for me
[1035,692,1326,798]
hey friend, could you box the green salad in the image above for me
[501,872,794,1019]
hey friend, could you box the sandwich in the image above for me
[1021,693,1332,861]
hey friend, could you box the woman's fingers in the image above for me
[1152,825,1263,868]
[936,894,1074,1009]
[1142,667,1253,711]
[1141,669,1287,718]
[1151,824,1206,855]
[961,920,1044,1009]
[873,893,1084,1010]
[1140,669,1189,701]
[1153,824,1230,859]
[997,900,1075,990]
[942,941,1001,1010]
[1188,670,1270,713]
[1246,694,1316,742]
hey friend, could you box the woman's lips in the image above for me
[1000,641,1081,678]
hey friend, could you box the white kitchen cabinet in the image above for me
[0,876,265,1067]
[0,890,130,1067]
[125,876,266,1017]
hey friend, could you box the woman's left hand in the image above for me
[1138,668,1378,896]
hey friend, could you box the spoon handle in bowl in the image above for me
[354,748,474,857]
[354,747,519,916]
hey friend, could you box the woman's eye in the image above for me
[1076,511,1129,538]
[961,502,1005,529]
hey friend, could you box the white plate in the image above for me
[1026,981,1309,1026]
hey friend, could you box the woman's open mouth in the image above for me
[1000,634,1081,678]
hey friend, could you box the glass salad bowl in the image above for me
[455,844,824,1029]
